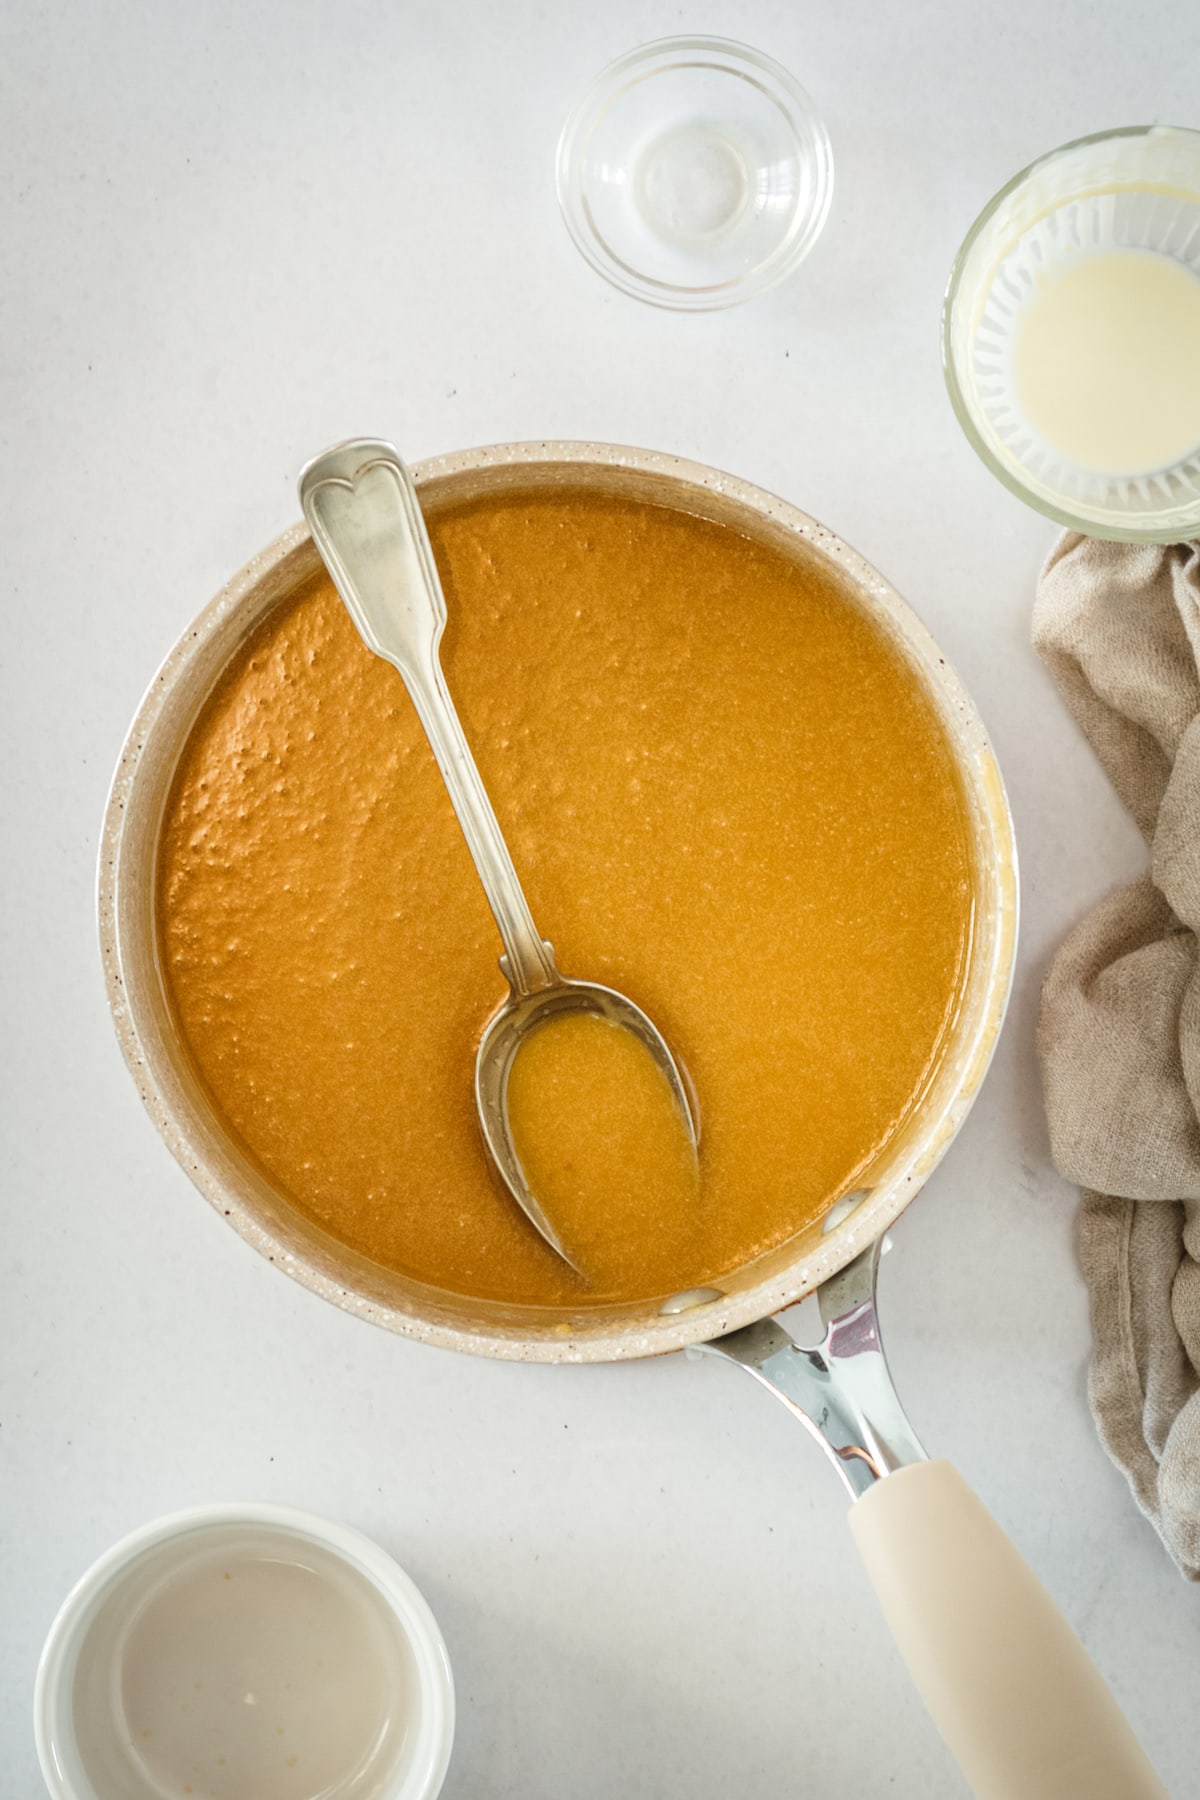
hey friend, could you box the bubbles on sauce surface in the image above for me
[156,491,974,1306]
[71,1527,414,1800]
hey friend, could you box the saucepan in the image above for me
[98,443,1164,1800]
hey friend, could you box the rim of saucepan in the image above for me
[97,441,1018,1364]
[34,1501,455,1800]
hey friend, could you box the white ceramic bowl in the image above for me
[35,1503,455,1800]
[99,442,1017,1363]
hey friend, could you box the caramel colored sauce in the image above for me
[157,488,974,1306]
[506,1010,703,1293]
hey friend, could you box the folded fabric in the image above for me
[1034,534,1200,1580]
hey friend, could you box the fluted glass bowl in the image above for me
[943,125,1200,542]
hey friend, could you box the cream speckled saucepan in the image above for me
[96,443,1166,1798]
[99,441,1015,1362]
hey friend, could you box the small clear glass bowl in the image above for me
[943,125,1200,542]
[556,36,834,312]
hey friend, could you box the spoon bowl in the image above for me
[475,972,699,1268]
[299,438,698,1272]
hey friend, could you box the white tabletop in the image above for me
[4,2,1198,1793]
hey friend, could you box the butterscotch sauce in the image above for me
[506,1009,704,1293]
[71,1526,414,1799]
[157,488,974,1305]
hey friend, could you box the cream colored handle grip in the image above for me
[849,1461,1167,1800]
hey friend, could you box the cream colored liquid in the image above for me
[73,1527,413,1800]
[1013,248,1200,473]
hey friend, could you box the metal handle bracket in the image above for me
[689,1237,927,1500]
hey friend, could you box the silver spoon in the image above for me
[299,438,699,1271]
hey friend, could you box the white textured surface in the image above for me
[2,3,1198,1795]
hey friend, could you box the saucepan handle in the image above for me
[849,1459,1167,1800]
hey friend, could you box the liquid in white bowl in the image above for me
[68,1524,417,1800]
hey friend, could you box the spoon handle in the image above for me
[300,439,557,996]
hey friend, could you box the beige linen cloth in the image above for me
[1034,533,1200,1578]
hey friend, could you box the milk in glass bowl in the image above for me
[943,126,1200,541]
